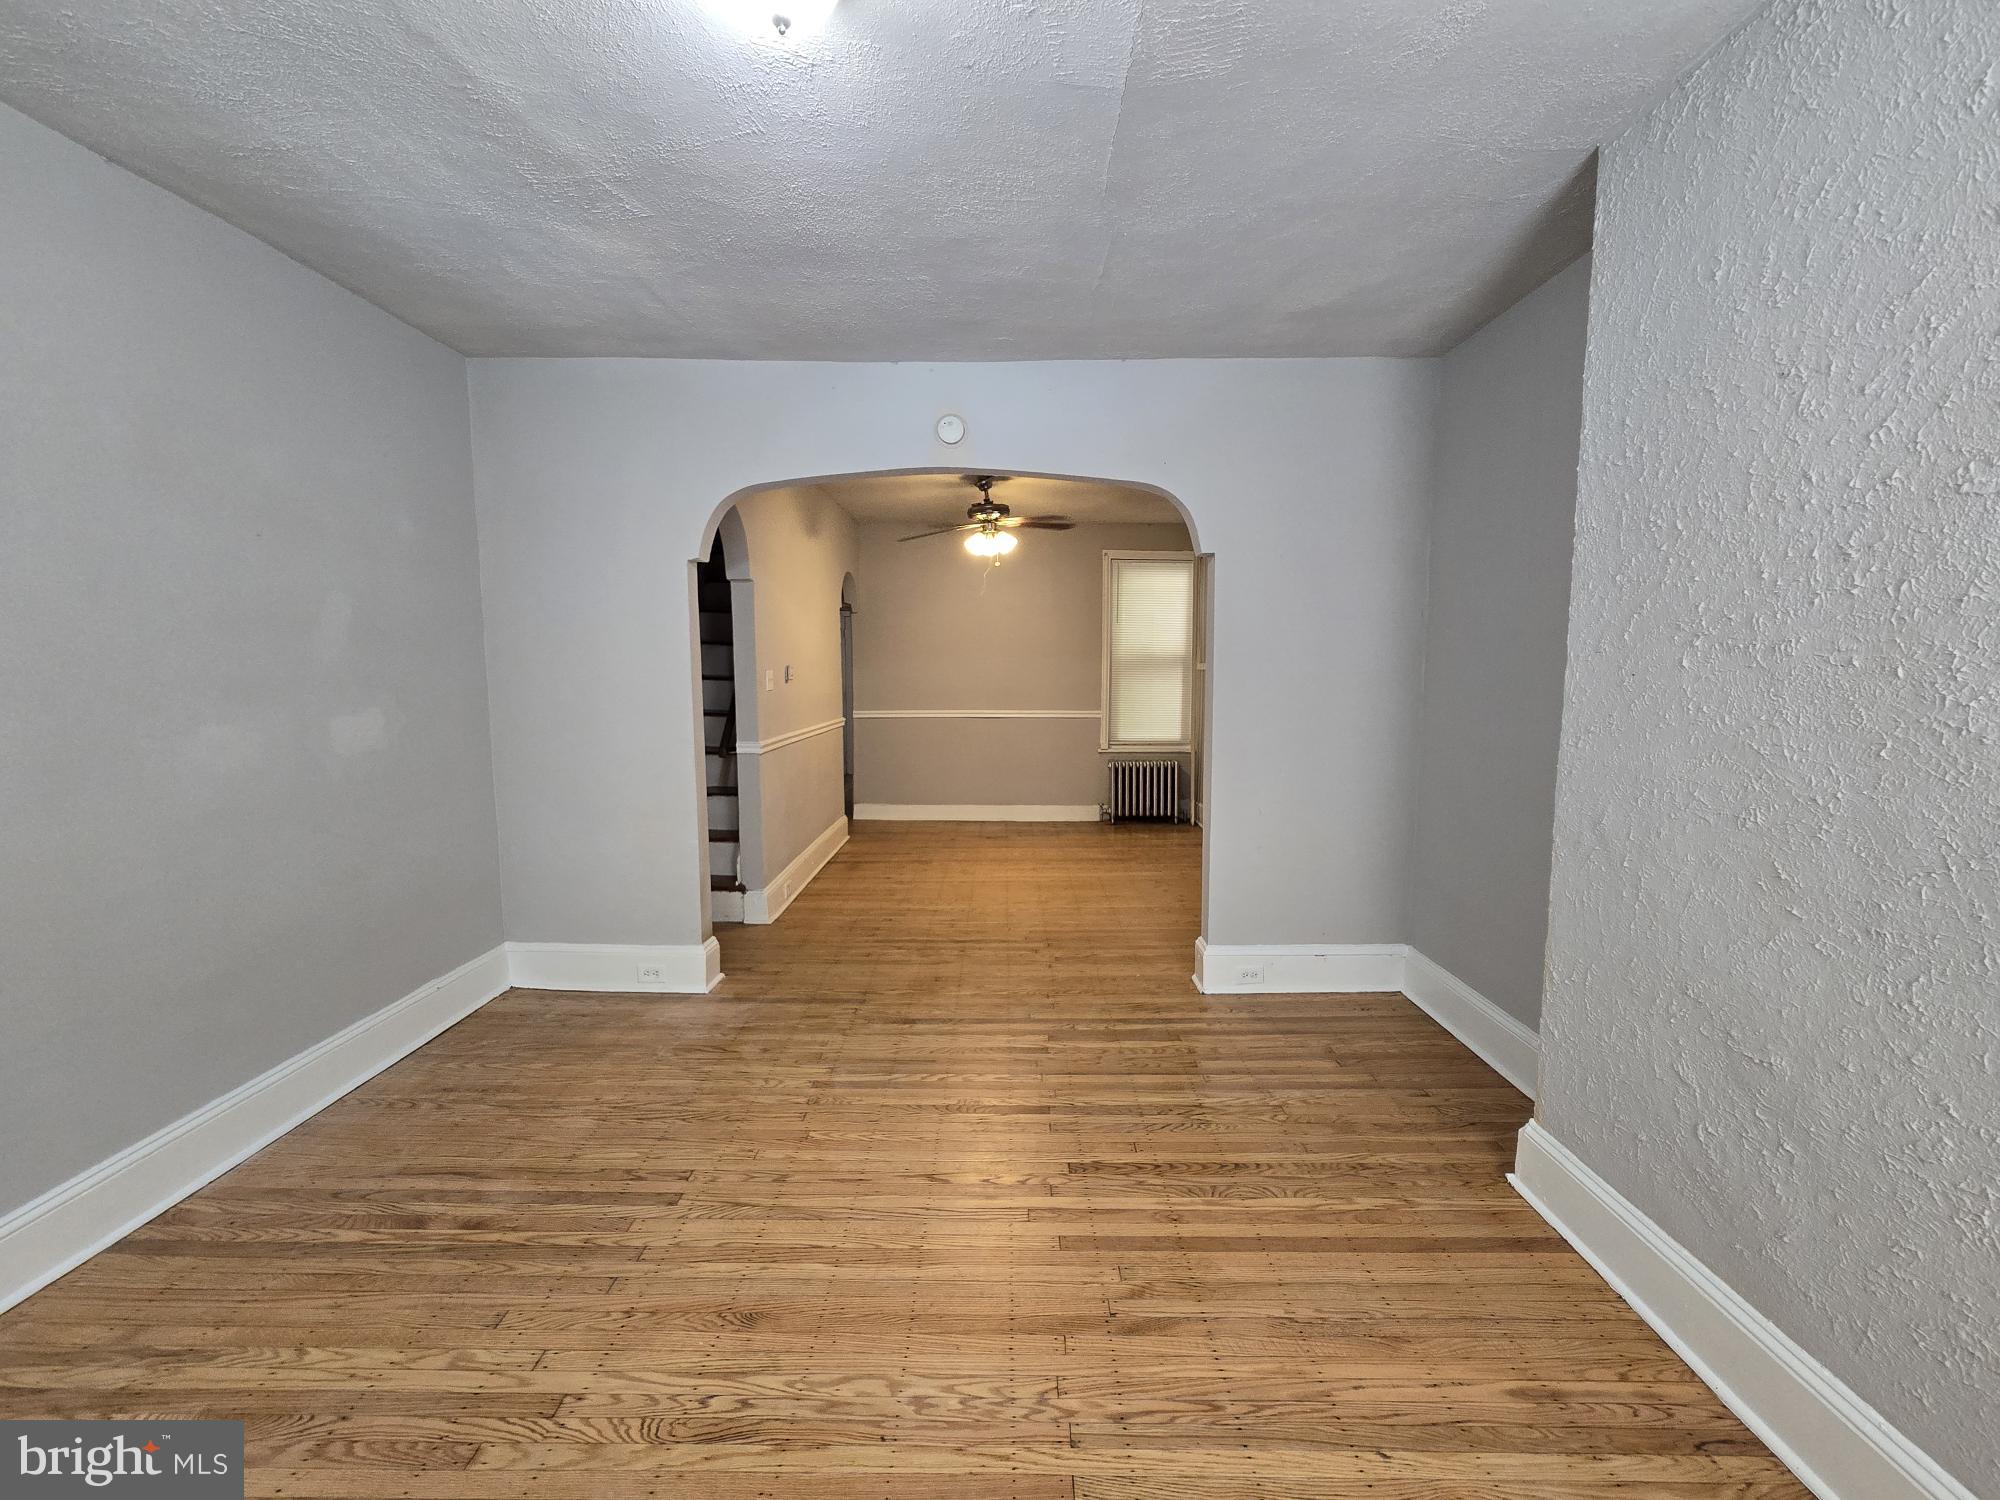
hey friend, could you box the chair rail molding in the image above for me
[736,718,845,755]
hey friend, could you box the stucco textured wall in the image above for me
[1540,0,1999,1489]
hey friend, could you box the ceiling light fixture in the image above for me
[896,476,1074,563]
[709,0,838,40]
[964,527,1018,560]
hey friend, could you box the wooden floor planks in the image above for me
[0,821,1808,1497]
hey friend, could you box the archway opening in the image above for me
[693,469,1212,990]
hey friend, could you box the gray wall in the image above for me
[469,357,1439,949]
[853,518,1191,810]
[721,487,858,889]
[1407,258,1590,1027]
[1540,1,1999,1491]
[0,104,501,1216]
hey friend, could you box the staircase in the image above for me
[696,546,744,919]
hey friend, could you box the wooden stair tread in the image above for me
[708,829,740,842]
[709,876,745,892]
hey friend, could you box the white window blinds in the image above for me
[1104,555,1196,748]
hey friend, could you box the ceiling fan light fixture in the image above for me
[965,528,1017,559]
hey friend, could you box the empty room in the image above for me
[1,1,1992,1498]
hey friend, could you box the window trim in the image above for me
[1100,549,1199,753]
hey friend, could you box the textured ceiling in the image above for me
[783,471,1184,528]
[0,0,1766,358]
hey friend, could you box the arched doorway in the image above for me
[694,469,1211,985]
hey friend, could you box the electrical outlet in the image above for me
[636,964,665,985]
[764,669,775,691]
[1235,964,1266,985]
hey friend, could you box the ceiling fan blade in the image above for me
[897,522,984,541]
[1009,518,1076,530]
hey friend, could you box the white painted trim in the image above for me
[852,708,1101,720]
[853,803,1102,822]
[1402,949,1540,1098]
[1193,937,1406,994]
[710,888,744,923]
[1512,1123,1977,1500]
[0,944,511,1316]
[1187,944,1539,1098]
[505,938,722,993]
[736,717,844,756]
[742,816,849,924]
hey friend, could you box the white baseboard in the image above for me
[853,803,1102,822]
[743,816,848,924]
[505,938,722,993]
[0,944,511,1316]
[1193,937,1406,994]
[711,888,744,923]
[1191,943,1540,1100]
[1512,1122,1976,1500]
[1401,949,1540,1098]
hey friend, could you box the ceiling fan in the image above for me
[898,476,1074,559]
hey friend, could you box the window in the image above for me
[1102,552,1197,750]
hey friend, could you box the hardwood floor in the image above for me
[0,822,1808,1497]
